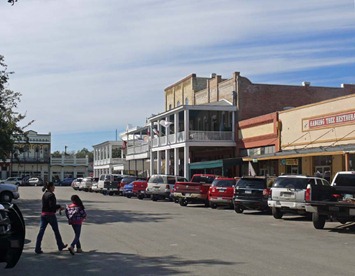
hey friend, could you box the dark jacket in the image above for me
[41,191,61,214]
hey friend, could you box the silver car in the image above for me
[268,175,329,219]
[145,174,188,201]
[0,183,20,203]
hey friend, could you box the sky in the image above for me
[1,0,355,153]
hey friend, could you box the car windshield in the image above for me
[272,177,310,189]
[149,176,164,183]
[237,178,266,189]
[333,174,355,187]
[212,180,235,187]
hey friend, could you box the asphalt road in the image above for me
[2,186,355,276]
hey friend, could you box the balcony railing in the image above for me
[93,158,125,166]
[51,157,89,166]
[127,130,234,156]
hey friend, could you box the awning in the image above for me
[189,158,242,170]
[242,144,355,162]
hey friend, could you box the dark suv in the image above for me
[233,176,275,213]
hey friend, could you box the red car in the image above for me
[208,177,238,209]
[132,180,148,199]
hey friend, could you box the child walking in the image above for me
[65,195,87,255]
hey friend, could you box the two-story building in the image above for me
[122,72,355,179]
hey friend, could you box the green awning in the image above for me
[189,158,242,170]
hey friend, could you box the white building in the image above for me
[93,141,126,177]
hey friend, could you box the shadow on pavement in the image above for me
[1,250,240,276]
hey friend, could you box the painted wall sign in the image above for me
[303,110,355,131]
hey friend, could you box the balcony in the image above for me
[51,157,89,166]
[126,130,234,156]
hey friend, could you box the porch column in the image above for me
[184,108,189,141]
[157,151,161,174]
[165,149,169,175]
[174,148,179,175]
[174,112,179,142]
[345,152,350,171]
[184,145,189,180]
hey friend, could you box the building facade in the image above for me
[93,141,126,177]
[240,94,355,181]
[1,130,51,181]
[123,71,355,179]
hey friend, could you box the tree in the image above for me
[51,151,62,158]
[0,55,30,161]
[76,148,93,162]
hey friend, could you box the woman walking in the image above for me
[65,194,87,255]
[35,182,67,254]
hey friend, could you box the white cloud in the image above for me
[1,0,355,151]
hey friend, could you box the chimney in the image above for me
[302,81,311,87]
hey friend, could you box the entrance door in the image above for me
[314,166,331,181]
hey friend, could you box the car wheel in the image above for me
[127,195,132,198]
[312,213,326,229]
[152,195,158,201]
[272,207,283,219]
[210,203,217,209]
[137,195,143,200]
[179,198,188,206]
[0,192,13,203]
[234,205,244,213]
[337,217,348,224]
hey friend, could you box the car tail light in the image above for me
[263,188,270,198]
[305,184,311,201]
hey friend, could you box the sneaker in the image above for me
[59,244,68,251]
[35,250,43,254]
[76,248,83,253]
[68,246,75,255]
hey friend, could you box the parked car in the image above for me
[123,182,135,198]
[28,177,44,186]
[91,181,100,193]
[59,177,76,186]
[208,177,237,209]
[0,183,20,203]
[233,176,275,213]
[146,175,188,201]
[71,178,83,190]
[0,177,22,186]
[0,202,25,268]
[306,171,355,229]
[119,176,139,195]
[132,180,149,199]
[173,174,217,206]
[98,174,129,195]
[268,175,330,219]
[78,177,95,192]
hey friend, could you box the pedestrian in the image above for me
[65,194,87,255]
[35,182,67,254]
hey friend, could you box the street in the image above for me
[2,186,355,276]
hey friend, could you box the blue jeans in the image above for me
[35,215,65,252]
[71,224,82,249]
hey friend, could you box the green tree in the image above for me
[51,151,62,158]
[76,148,93,162]
[0,55,31,161]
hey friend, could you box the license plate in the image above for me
[245,190,252,194]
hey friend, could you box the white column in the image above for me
[157,151,161,174]
[174,148,179,175]
[184,108,189,140]
[184,145,189,180]
[174,112,179,142]
[165,149,169,175]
